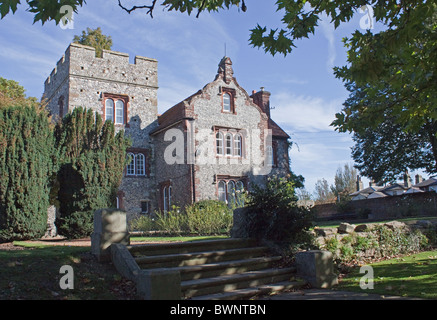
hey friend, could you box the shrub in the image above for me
[129,215,156,233]
[154,206,188,235]
[244,176,314,247]
[0,104,57,241]
[185,200,233,235]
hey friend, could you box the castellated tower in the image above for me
[43,43,159,216]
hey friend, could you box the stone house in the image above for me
[43,43,291,218]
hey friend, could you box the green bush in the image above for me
[129,215,156,233]
[185,200,233,235]
[244,176,314,247]
[0,104,57,241]
[154,206,188,235]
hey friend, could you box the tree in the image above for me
[55,107,131,238]
[330,163,357,201]
[0,103,57,241]
[73,27,113,58]
[0,77,37,108]
[314,178,334,203]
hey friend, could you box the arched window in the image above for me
[266,145,274,166]
[234,134,242,157]
[225,133,233,156]
[126,153,135,176]
[216,132,224,155]
[115,100,124,124]
[218,181,227,203]
[227,180,236,206]
[168,186,172,209]
[163,187,168,212]
[236,181,245,206]
[105,99,114,122]
[223,93,231,112]
[136,153,145,176]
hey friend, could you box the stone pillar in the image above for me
[295,250,338,289]
[91,208,130,261]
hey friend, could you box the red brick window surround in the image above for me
[221,87,236,114]
[102,93,129,126]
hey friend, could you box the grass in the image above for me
[130,235,228,242]
[0,235,228,299]
[337,250,437,299]
[0,245,135,300]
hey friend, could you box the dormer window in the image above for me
[223,93,231,112]
[221,88,236,114]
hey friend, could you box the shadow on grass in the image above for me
[338,250,437,299]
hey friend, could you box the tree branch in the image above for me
[118,0,158,18]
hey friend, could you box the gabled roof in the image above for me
[269,118,290,139]
[380,183,408,192]
[413,177,437,188]
[350,186,382,197]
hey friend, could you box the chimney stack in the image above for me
[356,175,363,191]
[415,174,423,185]
[404,171,412,188]
[251,87,271,118]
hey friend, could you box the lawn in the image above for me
[0,235,226,300]
[337,250,437,299]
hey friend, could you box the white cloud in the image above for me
[270,92,343,132]
[319,17,336,73]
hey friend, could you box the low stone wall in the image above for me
[313,191,437,221]
[313,219,437,262]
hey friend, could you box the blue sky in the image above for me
[0,1,382,195]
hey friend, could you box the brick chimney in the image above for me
[251,87,271,118]
[415,174,423,185]
[356,175,363,191]
[404,171,412,188]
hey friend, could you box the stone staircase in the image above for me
[122,238,305,300]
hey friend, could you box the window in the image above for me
[266,146,274,166]
[223,93,231,112]
[125,151,147,176]
[105,99,114,122]
[126,153,135,176]
[216,132,224,155]
[234,134,242,157]
[215,129,244,158]
[163,186,172,212]
[218,181,227,203]
[136,153,145,176]
[225,133,233,156]
[103,93,128,125]
[217,179,246,205]
[115,100,124,124]
[227,180,236,206]
[141,201,149,214]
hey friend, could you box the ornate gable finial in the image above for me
[217,56,233,84]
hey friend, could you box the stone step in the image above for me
[181,267,296,299]
[190,280,305,300]
[142,256,283,281]
[135,246,270,268]
[128,238,257,257]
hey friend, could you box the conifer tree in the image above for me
[55,107,130,238]
[0,104,57,241]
